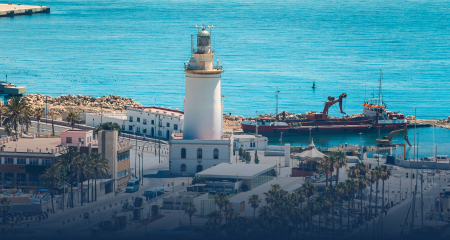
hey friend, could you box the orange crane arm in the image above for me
[322,93,347,119]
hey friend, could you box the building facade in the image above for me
[125,106,184,139]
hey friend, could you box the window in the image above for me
[181,164,186,172]
[129,116,133,122]
[166,123,170,127]
[118,152,130,162]
[17,173,26,181]
[197,148,202,159]
[137,117,140,122]
[5,172,14,181]
[30,159,39,165]
[143,119,147,125]
[29,173,39,182]
[181,148,186,158]
[158,130,162,137]
[117,169,127,179]
[79,138,84,145]
[66,137,72,143]
[122,125,125,130]
[43,159,51,166]
[174,124,178,130]
[151,120,154,125]
[129,125,133,131]
[213,148,219,159]
[136,127,140,133]
[17,158,26,164]
[143,128,147,133]
[151,128,154,136]
[5,158,13,164]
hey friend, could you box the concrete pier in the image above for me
[0,3,50,17]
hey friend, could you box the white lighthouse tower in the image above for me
[169,26,233,176]
[183,26,223,140]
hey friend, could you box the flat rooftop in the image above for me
[2,138,62,153]
[196,163,276,179]
[129,106,184,115]
[172,133,232,140]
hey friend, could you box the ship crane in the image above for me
[376,126,412,147]
[306,93,347,121]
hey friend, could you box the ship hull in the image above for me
[241,122,406,137]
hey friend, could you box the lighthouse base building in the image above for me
[169,133,233,176]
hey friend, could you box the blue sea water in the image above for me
[1,0,450,158]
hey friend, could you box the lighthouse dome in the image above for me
[197,27,211,48]
[198,28,210,37]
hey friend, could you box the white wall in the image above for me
[85,113,126,128]
[233,135,268,151]
[125,108,183,139]
[169,138,232,176]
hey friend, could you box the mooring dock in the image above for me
[0,3,50,17]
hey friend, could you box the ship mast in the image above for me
[378,70,383,106]
[275,87,280,122]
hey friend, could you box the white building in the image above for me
[169,26,232,176]
[233,134,268,151]
[125,106,184,139]
[85,106,184,139]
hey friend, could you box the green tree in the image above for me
[301,181,317,204]
[184,202,197,228]
[35,108,43,136]
[0,197,12,224]
[2,96,31,134]
[245,151,251,163]
[66,111,78,129]
[94,122,122,135]
[191,176,208,185]
[57,147,80,208]
[333,151,348,185]
[90,152,109,202]
[254,150,260,164]
[238,147,244,157]
[345,179,358,231]
[367,169,377,219]
[42,165,61,213]
[379,164,391,230]
[49,111,56,136]
[317,157,331,187]
[70,154,91,206]
[248,194,261,219]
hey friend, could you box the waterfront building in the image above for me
[233,134,269,151]
[85,106,184,139]
[169,26,233,176]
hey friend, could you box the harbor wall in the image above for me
[394,159,450,170]
[0,4,50,18]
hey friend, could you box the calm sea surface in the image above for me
[1,0,450,158]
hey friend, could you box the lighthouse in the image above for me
[169,26,233,176]
[183,26,223,140]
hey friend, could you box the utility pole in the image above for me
[45,96,48,124]
[134,124,137,179]
[421,173,424,235]
[411,107,418,235]
[158,115,161,164]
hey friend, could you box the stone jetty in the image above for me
[23,93,142,116]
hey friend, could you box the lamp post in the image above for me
[359,132,363,158]
[140,140,151,186]
[309,128,312,143]
[134,123,138,179]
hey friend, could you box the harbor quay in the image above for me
[0,3,50,18]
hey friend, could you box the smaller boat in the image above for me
[312,81,317,89]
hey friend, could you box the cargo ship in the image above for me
[241,72,407,137]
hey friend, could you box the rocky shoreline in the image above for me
[23,93,142,116]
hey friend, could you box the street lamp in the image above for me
[134,123,138,179]
[359,132,363,158]
[140,140,152,186]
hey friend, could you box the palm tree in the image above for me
[34,108,43,137]
[67,111,78,129]
[42,165,60,213]
[295,188,306,208]
[222,199,235,225]
[327,154,338,187]
[379,165,391,233]
[214,192,228,226]
[184,202,197,228]
[49,111,56,136]
[345,179,357,232]
[57,147,79,208]
[318,157,331,187]
[301,181,317,204]
[248,194,261,219]
[357,174,367,224]
[0,197,12,224]
[336,182,347,236]
[3,96,31,134]
[325,186,338,237]
[373,167,381,216]
[0,103,5,127]
[367,170,377,219]
[333,151,348,185]
[70,155,90,206]
[90,152,109,202]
